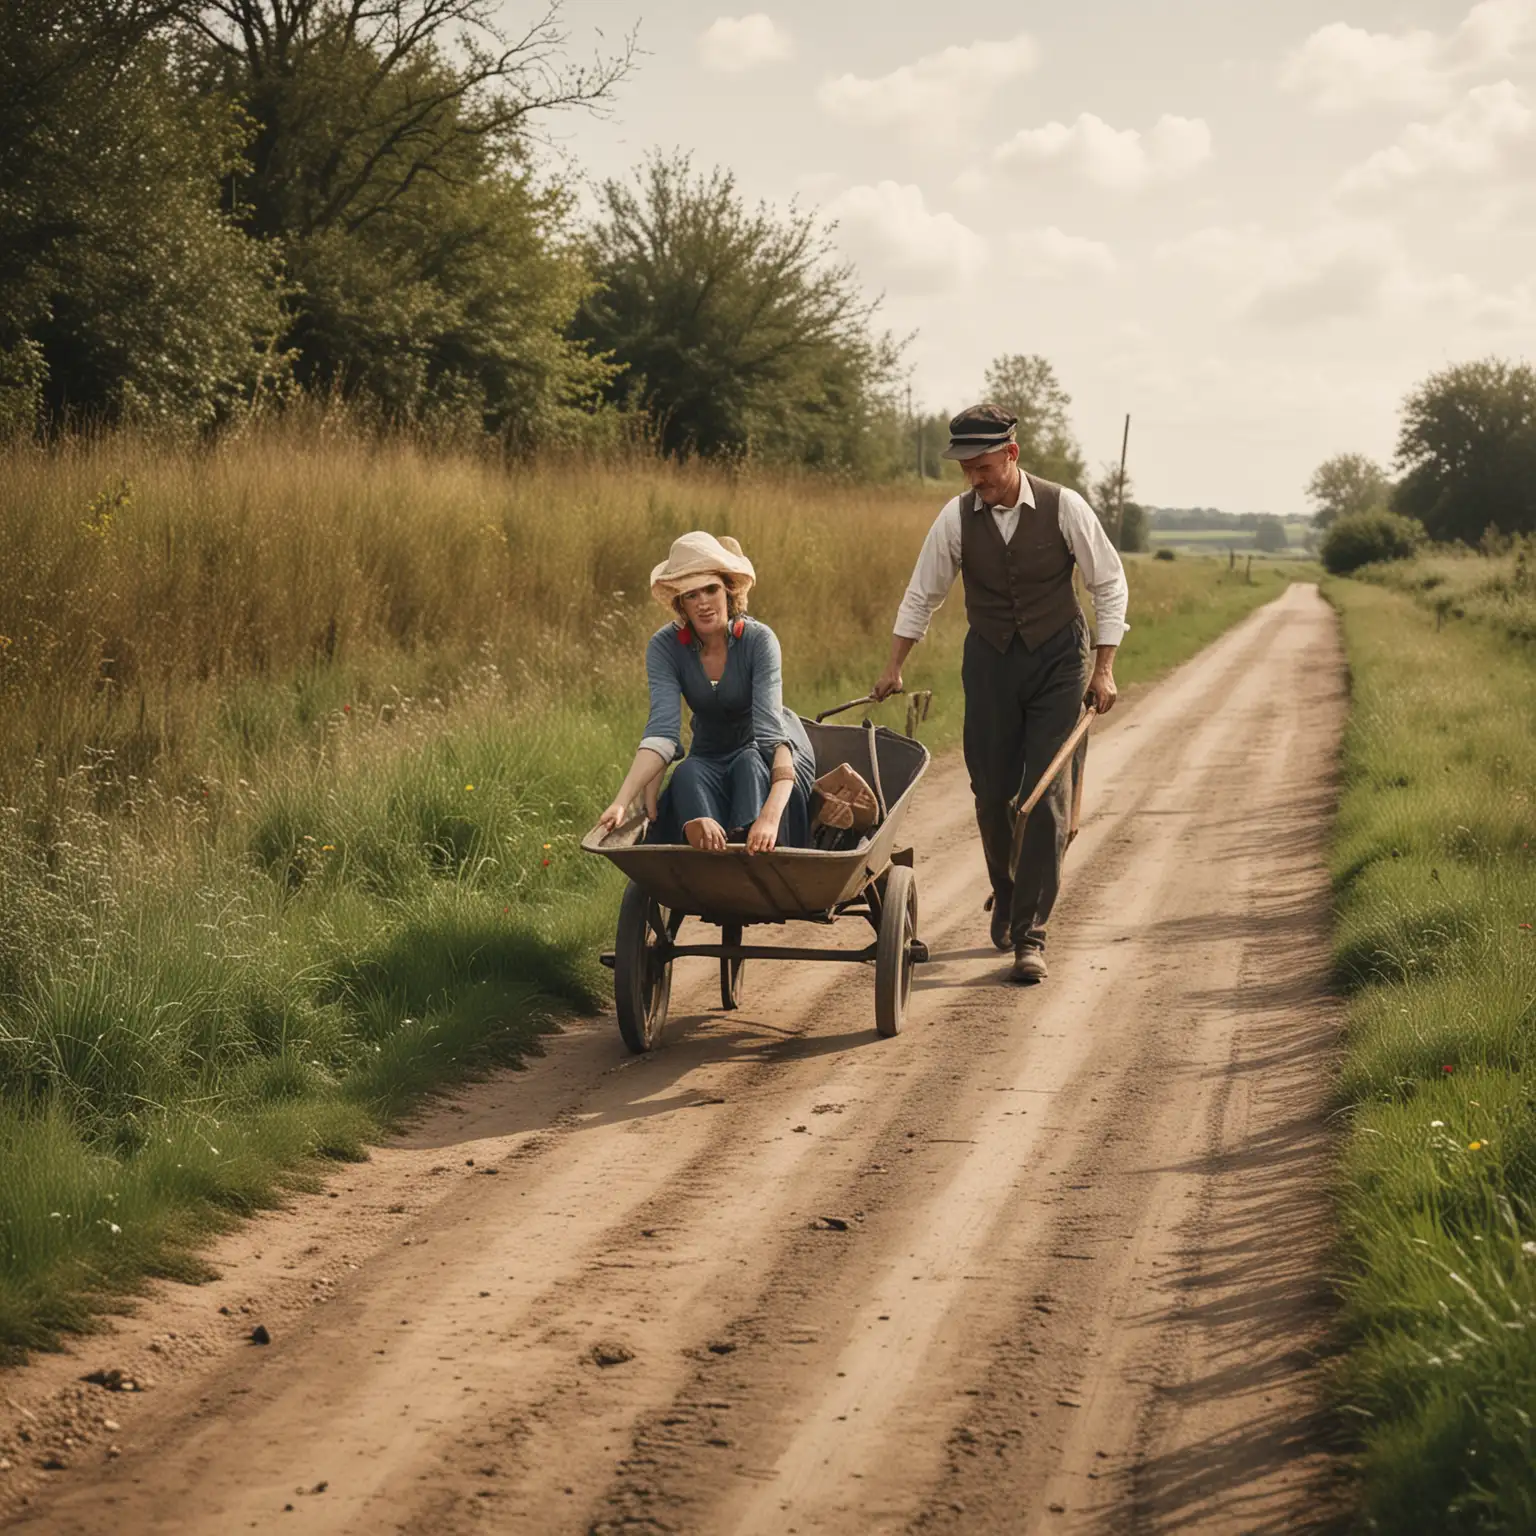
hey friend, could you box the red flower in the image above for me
[541,858,551,868]
[1442,1065,1454,1074]
[343,704,352,714]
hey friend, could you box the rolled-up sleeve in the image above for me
[893,498,964,642]
[747,625,793,753]
[640,632,684,764]
[1059,488,1130,647]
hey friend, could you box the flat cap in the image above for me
[942,402,1018,461]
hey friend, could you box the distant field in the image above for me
[1150,524,1314,556]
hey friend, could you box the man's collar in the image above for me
[969,470,1035,513]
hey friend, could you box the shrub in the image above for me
[1321,509,1426,575]
[1153,547,1176,562]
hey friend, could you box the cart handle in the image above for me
[815,688,932,727]
[1008,706,1098,871]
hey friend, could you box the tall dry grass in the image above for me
[0,425,952,804]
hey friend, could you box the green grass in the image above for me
[1323,575,1536,1531]
[1352,535,1536,646]
[0,430,1307,1361]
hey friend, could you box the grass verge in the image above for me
[1323,575,1536,1531]
[0,429,1304,1361]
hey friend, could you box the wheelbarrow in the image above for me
[581,704,932,1052]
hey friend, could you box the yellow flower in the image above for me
[322,844,335,852]
[543,843,552,850]
[1469,1141,1484,1151]
[465,784,475,792]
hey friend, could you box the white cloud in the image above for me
[1339,80,1534,195]
[992,113,1212,190]
[1155,218,1532,329]
[817,35,1037,141]
[1280,23,1444,112]
[1157,221,1396,324]
[1281,0,1536,113]
[696,14,792,73]
[825,182,988,294]
[1007,226,1117,279]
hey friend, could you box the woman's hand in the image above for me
[596,774,661,837]
[746,813,780,855]
[684,817,728,852]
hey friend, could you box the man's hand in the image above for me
[1086,648,1119,714]
[872,634,918,702]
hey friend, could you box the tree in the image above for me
[0,0,286,429]
[178,0,632,436]
[981,354,1087,489]
[1320,510,1425,574]
[1392,358,1536,543]
[576,153,903,468]
[1305,453,1390,528]
[1253,516,1289,552]
[1088,461,1146,551]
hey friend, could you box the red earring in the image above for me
[677,625,693,645]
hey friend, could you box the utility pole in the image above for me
[907,383,921,480]
[1115,412,1131,547]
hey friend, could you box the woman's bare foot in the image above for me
[683,817,728,852]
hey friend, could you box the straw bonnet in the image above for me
[649,531,757,608]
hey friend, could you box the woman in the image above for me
[596,532,817,854]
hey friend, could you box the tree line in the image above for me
[1,1,1139,507]
[1307,358,1536,571]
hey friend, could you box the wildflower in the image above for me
[322,844,335,853]
[543,843,552,850]
[1442,1064,1454,1074]
[1469,1141,1485,1151]
[0,636,10,649]
[465,784,475,792]
[541,858,551,868]
[1521,923,1532,931]
[1430,1120,1445,1128]
[343,704,352,714]
[1523,1241,1536,1258]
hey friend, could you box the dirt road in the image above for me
[4,584,1348,1535]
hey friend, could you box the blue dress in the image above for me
[639,619,817,846]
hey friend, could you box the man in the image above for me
[872,403,1129,984]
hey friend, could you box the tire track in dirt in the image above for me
[2,584,1347,1535]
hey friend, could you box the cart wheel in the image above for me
[614,880,673,1054]
[874,865,918,1038]
[720,923,746,1011]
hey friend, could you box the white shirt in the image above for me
[893,476,1130,647]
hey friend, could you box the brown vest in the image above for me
[959,472,1082,653]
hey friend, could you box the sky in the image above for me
[520,0,1536,513]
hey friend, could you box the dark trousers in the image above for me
[962,617,1090,951]
[649,745,813,847]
